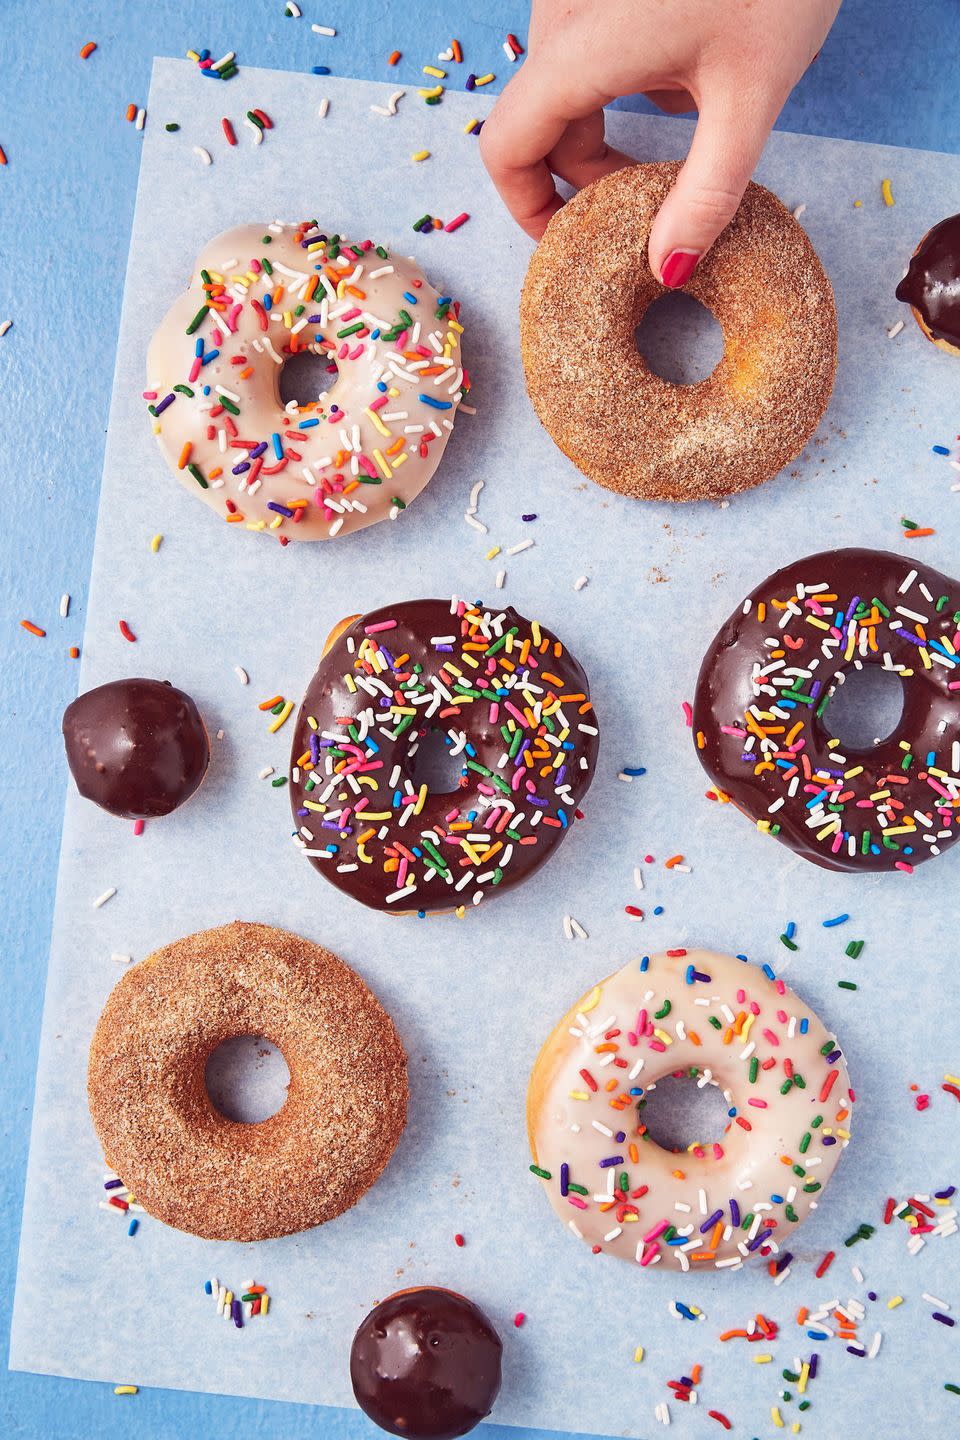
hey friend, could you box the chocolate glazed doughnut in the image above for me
[520,162,837,503]
[289,597,599,914]
[692,548,960,873]
[895,212,960,355]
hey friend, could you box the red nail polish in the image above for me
[660,249,700,289]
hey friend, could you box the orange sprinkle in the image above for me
[719,1329,749,1341]
[125,102,136,122]
[903,527,935,539]
[388,49,401,65]
[239,366,253,379]
[258,694,284,711]
[69,646,80,659]
[208,466,223,480]
[80,41,97,59]
[691,1364,702,1385]
[452,38,463,62]
[664,854,684,869]
[20,620,45,637]
[0,145,6,166]
[796,1306,809,1325]
[628,1143,639,1163]
[177,441,193,470]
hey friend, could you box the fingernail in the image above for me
[660,249,700,289]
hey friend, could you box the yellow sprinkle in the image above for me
[485,546,502,561]
[302,800,325,813]
[448,318,464,334]
[113,1386,138,1396]
[531,620,542,647]
[568,1090,590,1101]
[366,406,391,438]
[798,1360,810,1393]
[633,1345,644,1363]
[581,984,602,1012]
[186,48,200,61]
[392,450,408,469]
[413,783,428,816]
[772,1407,785,1428]
[151,420,161,435]
[373,447,392,479]
[945,1073,960,1086]
[881,177,894,206]
[474,72,494,85]
[464,118,480,133]
[653,1028,673,1045]
[262,1293,269,1315]
[268,700,294,733]
[417,85,443,100]
[853,199,863,208]
[150,533,163,552]
[887,1295,904,1308]
[268,514,284,530]
[422,65,446,77]
[455,905,465,919]
[246,520,267,531]
[754,1354,773,1363]
[411,149,431,162]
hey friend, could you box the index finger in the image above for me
[479,60,572,238]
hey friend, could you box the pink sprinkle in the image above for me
[747,1098,768,1108]
[142,390,158,400]
[640,1242,660,1267]
[567,1196,588,1210]
[188,357,202,383]
[681,700,693,727]
[895,860,914,873]
[369,394,390,411]
[762,1027,780,1046]
[365,620,397,634]
[915,1094,930,1111]
[513,1312,525,1328]
[712,1143,724,1159]
[133,819,145,837]
[642,1219,669,1244]
[444,212,470,233]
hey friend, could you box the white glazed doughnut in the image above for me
[527,948,853,1273]
[145,221,467,542]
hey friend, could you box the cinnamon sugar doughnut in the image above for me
[519,162,837,502]
[87,922,408,1241]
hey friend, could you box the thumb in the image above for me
[647,92,778,287]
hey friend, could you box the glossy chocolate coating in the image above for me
[63,678,209,819]
[692,548,960,872]
[350,1288,502,1440]
[290,598,599,912]
[896,213,960,349]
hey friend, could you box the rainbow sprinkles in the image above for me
[144,220,467,542]
[289,596,599,914]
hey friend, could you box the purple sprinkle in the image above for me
[809,1354,819,1379]
[522,513,537,522]
[250,441,268,458]
[232,1299,243,1328]
[267,501,294,517]
[154,393,174,415]
[232,461,250,475]
[615,1131,626,1144]
[846,1344,865,1357]
[729,1198,740,1227]
[933,1312,956,1327]
[560,1162,569,1197]
[699,1208,724,1234]
[775,1250,793,1275]
[936,1186,957,1199]
[598,1156,624,1169]
[465,73,476,89]
[103,1179,124,1191]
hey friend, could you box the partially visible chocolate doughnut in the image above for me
[87,922,408,1240]
[692,548,960,872]
[350,1287,502,1440]
[895,213,960,355]
[289,596,599,914]
[63,677,209,819]
[519,162,837,502]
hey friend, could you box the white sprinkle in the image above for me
[245,117,264,145]
[464,512,488,533]
[506,538,534,556]
[210,51,235,71]
[495,570,506,589]
[887,319,905,339]
[569,916,588,940]
[318,98,330,119]
[258,766,275,781]
[371,90,405,117]
[59,593,70,618]
[792,203,806,219]
[0,321,12,337]
[285,1,301,14]
[923,1292,949,1309]
[312,22,336,34]
[234,665,249,685]
[573,575,589,591]
[111,953,132,965]
[634,867,644,889]
[193,146,212,166]
[93,888,117,909]
[562,914,573,940]
[135,107,146,132]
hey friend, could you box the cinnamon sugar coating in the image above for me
[87,921,408,1241]
[519,162,837,502]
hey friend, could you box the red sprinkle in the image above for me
[119,619,136,643]
[815,1249,835,1278]
[513,1312,525,1328]
[454,1233,465,1247]
[708,1414,732,1431]
[943,1083,960,1102]
[221,117,237,146]
[883,1196,896,1224]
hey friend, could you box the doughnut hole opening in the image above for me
[634,292,724,386]
[205,1035,291,1124]
[821,665,906,751]
[279,349,340,408]
[408,727,468,797]
[637,1072,733,1153]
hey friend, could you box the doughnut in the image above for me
[692,548,960,873]
[350,1287,502,1440]
[289,596,599,914]
[527,948,853,1272]
[63,677,209,819]
[895,212,960,355]
[87,922,408,1240]
[145,221,467,542]
[519,162,837,503]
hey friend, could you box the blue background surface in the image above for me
[1,3,957,1436]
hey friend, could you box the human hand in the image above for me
[480,0,840,285]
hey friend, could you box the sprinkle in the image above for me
[412,150,431,162]
[221,117,237,146]
[454,1233,465,1247]
[881,178,894,206]
[574,575,589,591]
[312,23,336,35]
[113,1386,138,1397]
[0,320,11,336]
[887,319,905,338]
[193,146,213,166]
[20,620,45,638]
[822,914,849,927]
[118,619,136,643]
[444,213,470,233]
[513,1312,525,1327]
[150,533,163,552]
[80,41,97,59]
[318,99,329,118]
[93,888,117,909]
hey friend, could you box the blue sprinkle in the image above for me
[128,1218,139,1236]
[204,1279,212,1294]
[800,1017,809,1034]
[639,956,650,972]
[200,348,219,366]
[402,290,418,304]
[653,906,663,916]
[263,293,272,311]
[272,432,284,460]
[312,65,331,75]
[685,964,694,985]
[623,766,646,776]
[762,963,776,981]
[195,338,204,357]
[785,920,796,940]
[419,393,453,410]
[933,444,950,455]
[822,914,849,927]
[557,809,568,828]
[298,417,320,429]
[376,380,388,392]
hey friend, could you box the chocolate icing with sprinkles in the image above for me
[289,596,599,914]
[87,922,408,1241]
[519,163,837,502]
[693,548,960,872]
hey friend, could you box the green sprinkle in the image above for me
[838,980,858,991]
[568,1182,588,1196]
[185,304,209,335]
[391,496,406,509]
[529,1164,551,1180]
[749,1057,759,1083]
[654,1000,671,1019]
[945,1383,960,1395]
[271,776,287,788]
[336,321,364,338]
[165,122,180,132]
[246,110,265,130]
[780,934,799,951]
[845,940,864,959]
[799,1132,811,1154]
[218,395,240,416]
[187,463,207,489]
[708,1015,722,1030]
[173,383,195,397]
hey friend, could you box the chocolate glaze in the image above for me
[692,549,960,873]
[289,598,599,912]
[63,678,209,819]
[350,1287,502,1440]
[896,213,960,348]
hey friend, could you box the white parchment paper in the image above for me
[11,58,960,1438]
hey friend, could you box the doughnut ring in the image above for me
[527,948,853,1272]
[146,221,466,541]
[693,547,960,872]
[519,162,837,503]
[289,596,599,915]
[87,922,408,1240]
